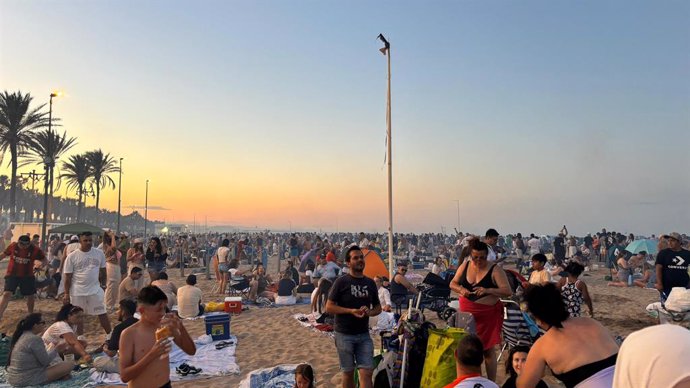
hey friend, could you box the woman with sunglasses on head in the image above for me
[450,239,512,382]
[7,313,73,386]
[42,304,91,364]
[517,283,618,388]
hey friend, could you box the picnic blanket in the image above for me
[0,368,93,388]
[238,364,299,388]
[293,313,334,338]
[88,336,240,385]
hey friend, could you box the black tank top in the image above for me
[390,274,409,297]
[552,353,617,388]
[458,263,497,302]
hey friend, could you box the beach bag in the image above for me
[665,287,690,312]
[420,327,467,388]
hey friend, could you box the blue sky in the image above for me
[1,1,688,235]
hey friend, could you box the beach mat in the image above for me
[238,364,299,388]
[0,368,92,388]
[88,336,240,385]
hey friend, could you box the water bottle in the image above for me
[627,274,633,286]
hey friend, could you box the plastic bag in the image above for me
[420,327,467,388]
[375,312,396,331]
[665,287,690,312]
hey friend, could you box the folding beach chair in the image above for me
[498,299,539,362]
[229,276,251,299]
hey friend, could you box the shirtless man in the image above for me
[119,286,195,388]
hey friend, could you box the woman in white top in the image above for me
[42,304,90,363]
[432,256,447,275]
[216,239,231,295]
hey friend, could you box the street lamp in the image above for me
[378,33,394,280]
[144,180,149,240]
[116,158,123,235]
[453,199,460,232]
[40,92,61,250]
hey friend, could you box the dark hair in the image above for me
[295,363,315,388]
[316,278,333,314]
[469,239,489,254]
[455,334,484,367]
[344,245,362,262]
[138,285,168,306]
[149,237,163,254]
[103,233,113,245]
[186,274,197,285]
[8,313,44,366]
[505,344,532,377]
[130,267,143,275]
[485,228,499,238]
[565,261,584,277]
[157,271,168,280]
[524,283,569,328]
[221,239,230,247]
[229,259,239,269]
[531,253,547,263]
[56,303,83,322]
[119,299,137,316]
[79,231,92,237]
[52,242,66,257]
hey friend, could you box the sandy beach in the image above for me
[0,255,660,387]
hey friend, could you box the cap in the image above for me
[18,235,30,243]
[70,235,79,242]
[665,232,683,242]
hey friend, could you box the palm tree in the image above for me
[85,149,118,225]
[24,129,77,221]
[0,91,49,220]
[60,154,90,222]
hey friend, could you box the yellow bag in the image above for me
[420,327,467,388]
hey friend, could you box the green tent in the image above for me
[48,222,104,236]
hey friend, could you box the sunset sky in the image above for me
[1,1,688,235]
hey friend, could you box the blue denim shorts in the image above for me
[334,332,374,372]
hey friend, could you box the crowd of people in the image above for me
[0,225,688,387]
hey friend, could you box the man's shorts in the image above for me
[71,289,106,316]
[334,332,374,372]
[4,276,36,296]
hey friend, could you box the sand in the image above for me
[0,256,660,388]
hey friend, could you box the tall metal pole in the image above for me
[144,180,149,240]
[379,34,394,280]
[453,199,460,232]
[116,158,123,234]
[40,94,55,251]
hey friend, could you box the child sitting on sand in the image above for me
[119,286,196,388]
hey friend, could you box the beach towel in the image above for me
[238,364,299,388]
[459,298,503,350]
[293,313,335,338]
[0,368,92,388]
[88,336,240,385]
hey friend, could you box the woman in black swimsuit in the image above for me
[517,283,619,388]
[450,239,512,382]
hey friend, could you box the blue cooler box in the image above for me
[204,313,231,340]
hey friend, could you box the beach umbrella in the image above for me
[625,239,658,255]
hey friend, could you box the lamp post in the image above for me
[144,180,149,240]
[453,199,460,232]
[116,158,123,235]
[378,33,394,280]
[40,92,60,251]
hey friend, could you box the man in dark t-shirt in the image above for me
[95,299,138,373]
[655,232,690,297]
[326,245,381,388]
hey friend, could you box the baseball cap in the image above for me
[18,235,30,243]
[664,232,683,242]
